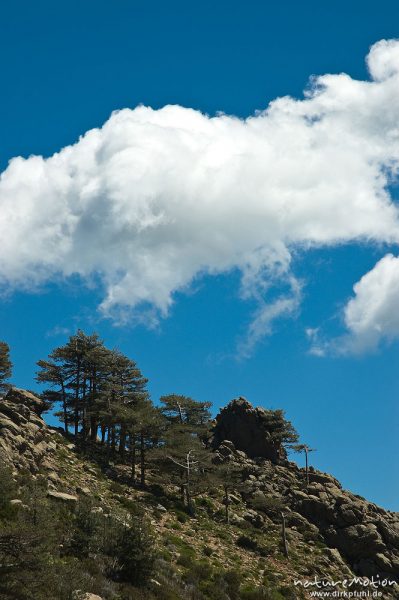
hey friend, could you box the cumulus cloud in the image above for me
[2,39,399,350]
[321,254,399,354]
[308,254,399,355]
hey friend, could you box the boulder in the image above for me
[218,440,236,457]
[10,499,23,506]
[374,553,393,571]
[336,503,365,526]
[77,486,91,496]
[377,519,399,546]
[3,388,47,416]
[74,594,103,600]
[326,523,386,561]
[326,547,350,569]
[0,416,21,436]
[229,513,246,526]
[309,472,341,488]
[47,491,78,504]
[295,495,334,526]
[243,509,264,528]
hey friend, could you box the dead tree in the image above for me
[281,512,289,558]
[168,450,198,516]
[293,444,316,488]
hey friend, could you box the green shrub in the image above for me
[240,584,286,600]
[104,515,156,587]
[117,495,141,514]
[177,552,193,568]
[149,483,165,497]
[249,494,283,518]
[0,460,19,521]
[236,534,259,551]
[196,496,215,511]
[109,481,125,494]
[176,544,195,568]
[174,509,188,523]
[236,534,270,557]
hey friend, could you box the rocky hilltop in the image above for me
[0,389,398,599]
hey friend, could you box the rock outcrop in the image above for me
[47,490,78,503]
[0,387,106,501]
[0,388,56,474]
[211,397,287,462]
[4,387,47,415]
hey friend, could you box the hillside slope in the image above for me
[0,389,398,600]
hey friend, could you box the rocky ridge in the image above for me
[214,439,399,581]
[211,398,399,582]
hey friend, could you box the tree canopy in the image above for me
[34,330,301,505]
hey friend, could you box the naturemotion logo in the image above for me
[293,575,398,598]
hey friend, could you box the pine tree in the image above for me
[135,401,163,487]
[262,408,299,448]
[37,330,109,438]
[0,341,12,395]
[104,513,156,587]
[160,394,211,430]
[36,356,71,433]
[292,443,316,487]
[95,348,149,460]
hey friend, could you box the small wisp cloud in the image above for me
[1,39,399,353]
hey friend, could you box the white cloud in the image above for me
[2,39,399,350]
[367,39,399,81]
[238,275,302,358]
[45,325,71,338]
[308,254,399,355]
[306,328,326,357]
[341,254,399,353]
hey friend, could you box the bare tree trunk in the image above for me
[168,450,198,516]
[140,431,145,487]
[224,485,230,524]
[90,374,97,441]
[111,425,116,457]
[61,382,69,434]
[177,401,184,424]
[106,426,112,462]
[180,481,185,503]
[281,512,289,558]
[130,433,136,483]
[185,477,193,515]
[74,356,81,437]
[119,424,127,459]
[90,417,98,441]
[185,452,195,516]
[82,377,88,440]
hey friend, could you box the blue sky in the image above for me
[1,0,399,510]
